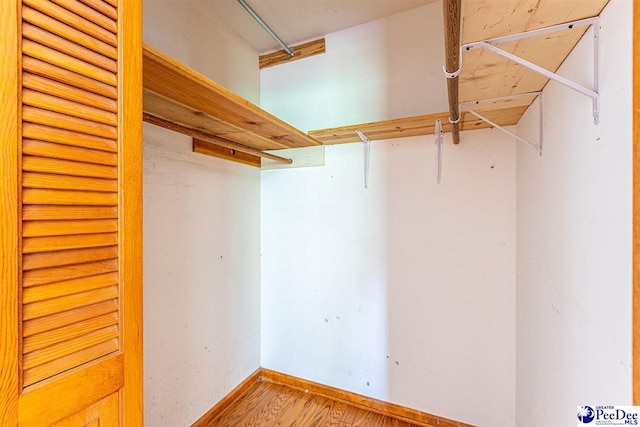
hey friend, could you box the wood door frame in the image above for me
[634,0,640,405]
[118,0,144,423]
[0,0,20,423]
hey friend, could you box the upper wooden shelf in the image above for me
[312,0,609,145]
[458,0,609,105]
[142,43,321,152]
[309,105,527,144]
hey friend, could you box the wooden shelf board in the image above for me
[192,139,262,168]
[459,26,590,103]
[308,106,527,145]
[259,38,326,69]
[312,1,610,147]
[143,43,322,151]
[461,0,609,45]
[455,0,609,121]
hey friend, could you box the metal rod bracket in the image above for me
[356,130,372,189]
[434,119,444,183]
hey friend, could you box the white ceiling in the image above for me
[205,0,440,54]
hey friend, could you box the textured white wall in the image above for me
[516,1,633,425]
[143,1,261,425]
[261,132,516,427]
[260,4,516,426]
[260,3,448,132]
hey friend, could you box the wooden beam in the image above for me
[259,38,326,69]
[442,0,462,144]
[143,113,292,164]
[193,139,261,168]
[308,106,527,145]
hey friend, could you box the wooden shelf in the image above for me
[314,1,609,146]
[309,105,527,144]
[142,43,321,154]
[451,0,609,134]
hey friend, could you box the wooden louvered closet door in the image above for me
[1,0,142,425]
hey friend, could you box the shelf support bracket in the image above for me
[356,130,371,189]
[445,16,601,125]
[434,119,444,183]
[459,92,543,155]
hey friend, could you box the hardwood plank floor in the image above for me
[207,380,422,427]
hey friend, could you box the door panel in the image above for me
[18,356,123,426]
[50,392,119,427]
[1,0,142,424]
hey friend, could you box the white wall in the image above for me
[143,1,261,425]
[516,1,633,425]
[260,4,516,426]
[260,3,448,132]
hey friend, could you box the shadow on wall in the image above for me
[143,124,261,426]
[143,0,260,104]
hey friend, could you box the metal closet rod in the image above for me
[237,0,294,57]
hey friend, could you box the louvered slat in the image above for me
[23,58,117,100]
[23,157,117,179]
[23,245,118,272]
[19,0,121,389]
[23,286,119,321]
[23,123,117,152]
[78,0,117,20]
[23,173,118,193]
[24,325,119,370]
[24,272,118,304]
[23,140,117,165]
[23,90,117,126]
[23,219,117,237]
[23,73,117,113]
[22,23,117,73]
[22,0,117,47]
[49,0,117,34]
[23,206,118,221]
[23,259,118,287]
[23,339,119,386]
[23,107,117,139]
[23,312,119,353]
[22,6,117,60]
[23,40,117,86]
[23,190,118,207]
[23,233,118,254]
[23,299,118,337]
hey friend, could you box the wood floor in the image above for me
[207,380,423,427]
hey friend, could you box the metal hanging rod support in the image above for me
[237,0,294,57]
[356,130,372,189]
[444,16,601,124]
[459,91,543,155]
[434,119,444,184]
